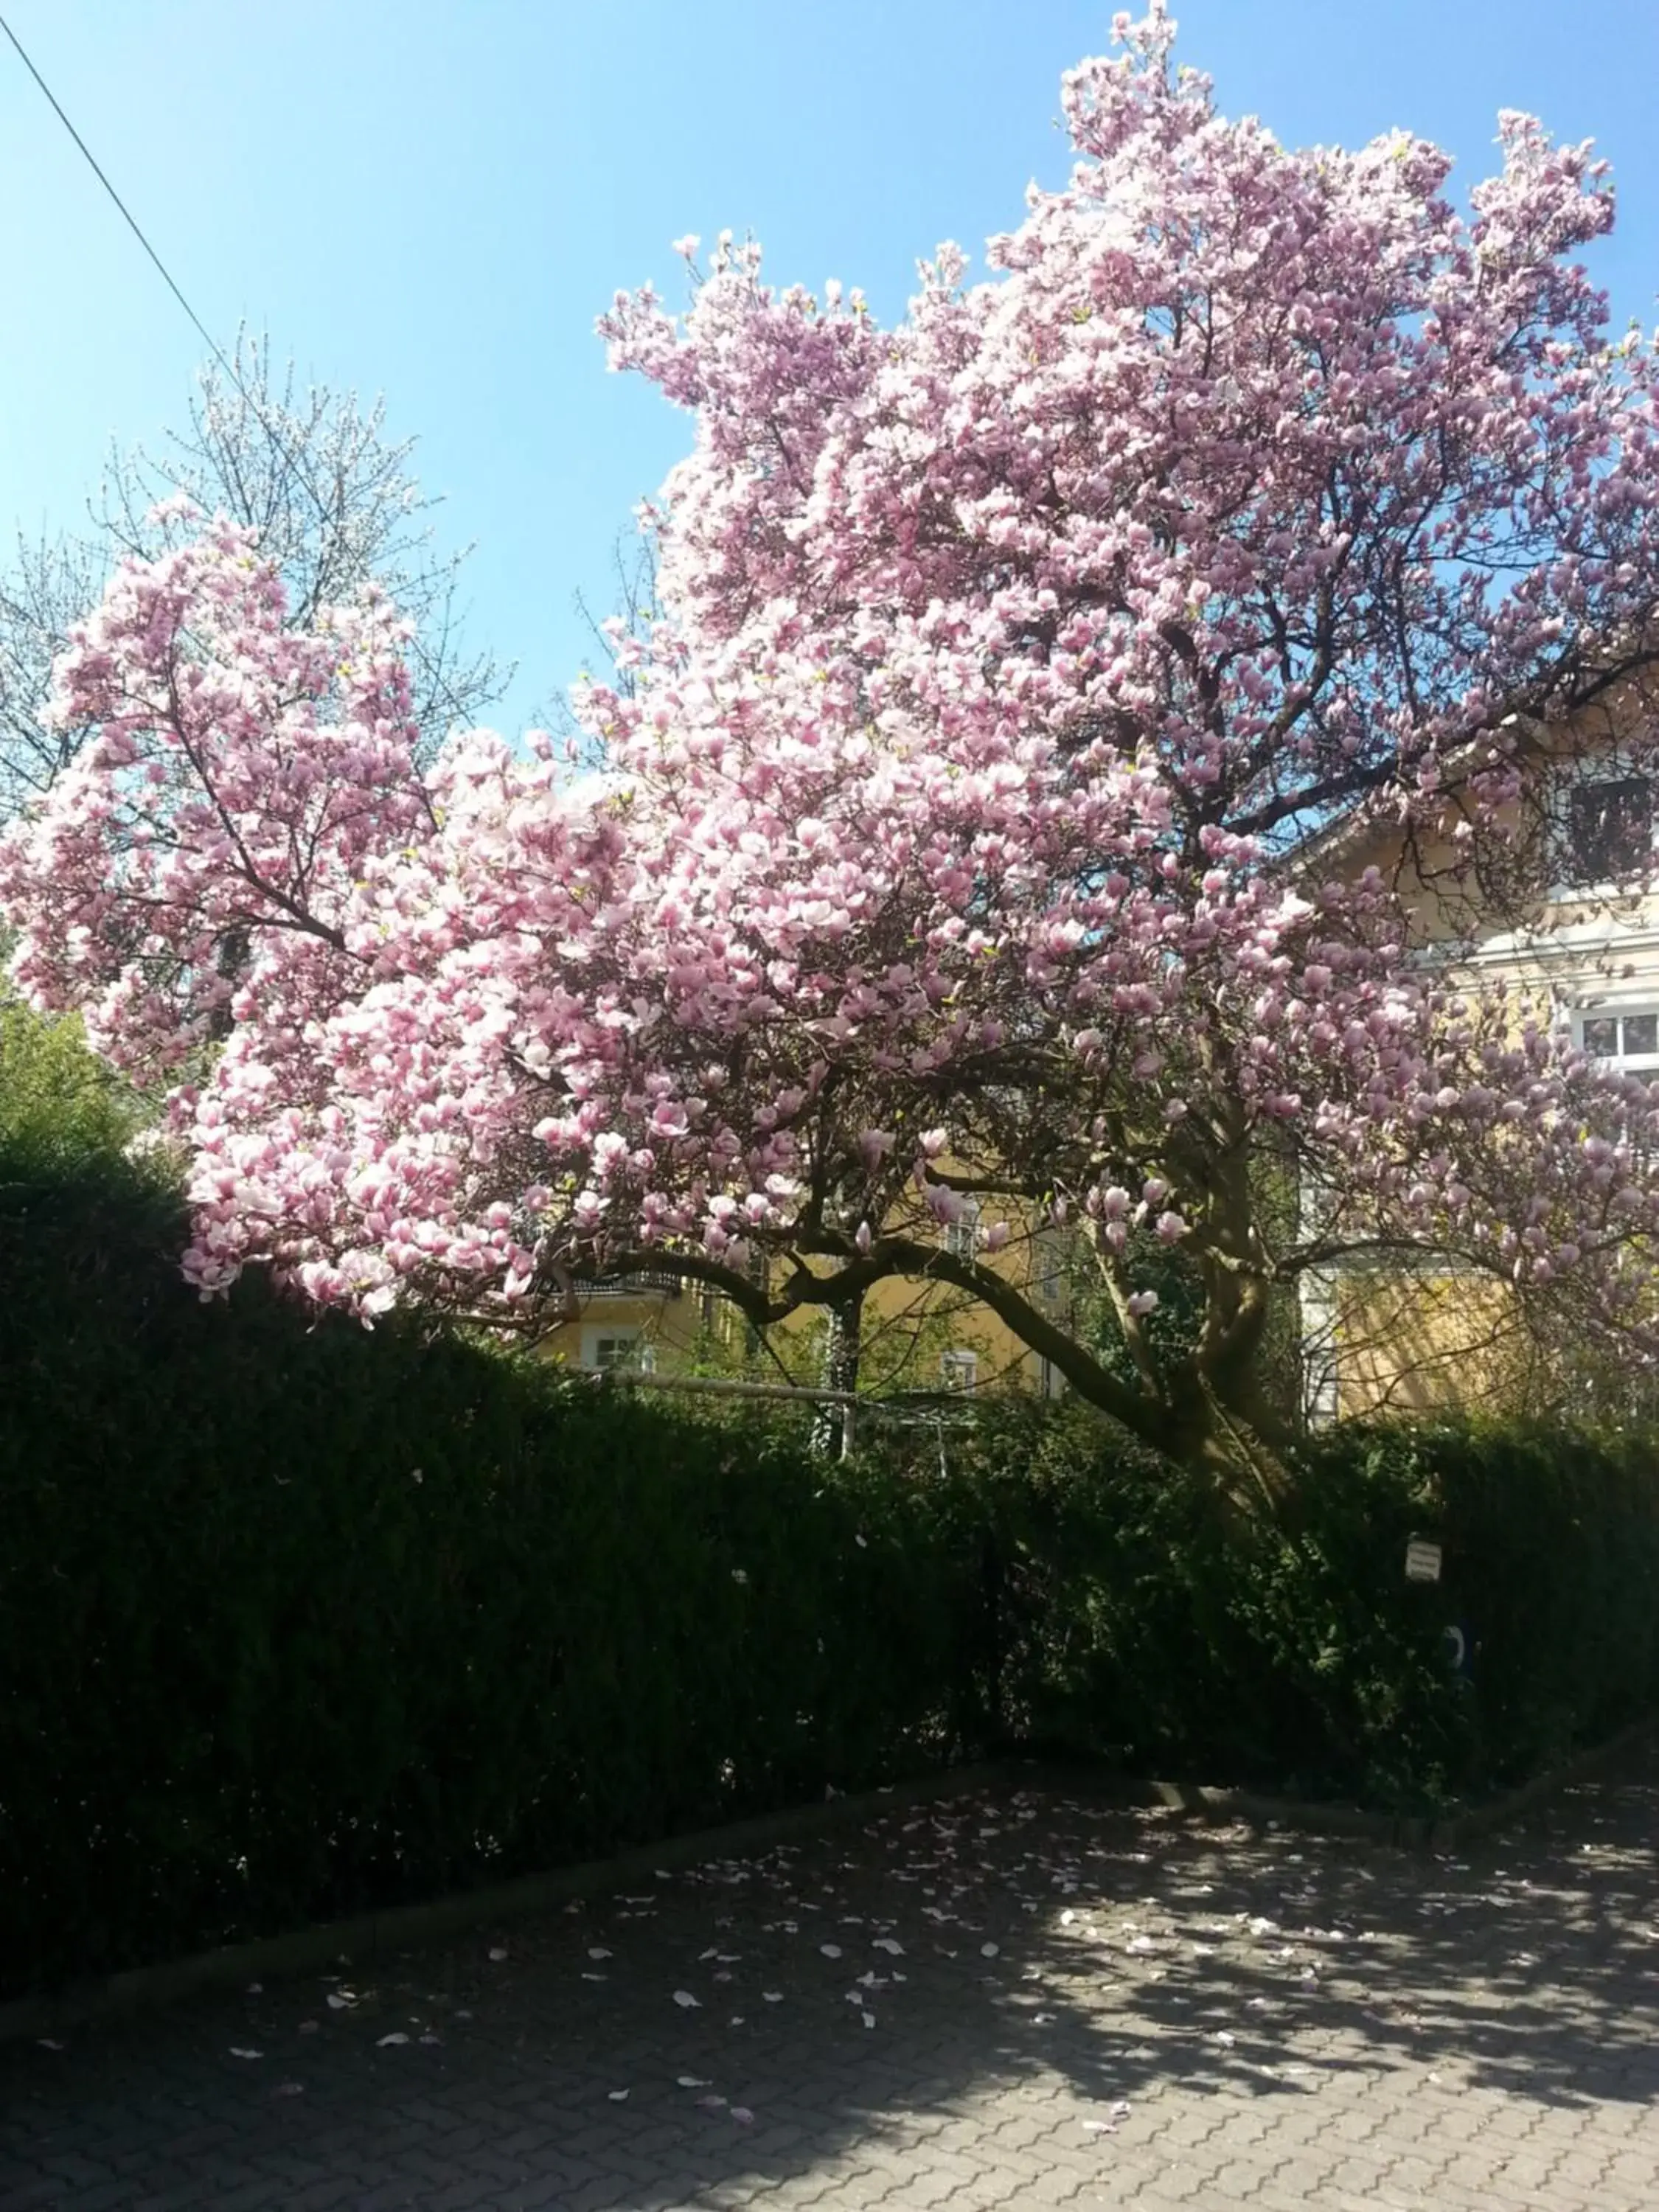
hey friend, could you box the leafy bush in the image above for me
[0,998,141,1169]
[1380,1419,1659,1784]
[874,1404,1479,1806]
[909,1405,1659,1808]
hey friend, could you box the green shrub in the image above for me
[858,1402,1659,1808]
[1394,1419,1659,1784]
[871,1402,1480,1806]
[0,998,141,1169]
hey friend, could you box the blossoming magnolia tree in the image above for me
[9,7,1659,1489]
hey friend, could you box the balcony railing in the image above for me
[568,1270,685,1301]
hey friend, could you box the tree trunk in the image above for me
[1146,1372,1295,1520]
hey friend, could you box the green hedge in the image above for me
[3,1015,1658,1994]
[1,1158,999,1993]
[911,1404,1659,1806]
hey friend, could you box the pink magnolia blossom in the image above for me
[9,10,1659,1481]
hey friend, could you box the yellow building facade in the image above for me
[537,1205,1074,1401]
[1305,698,1659,1420]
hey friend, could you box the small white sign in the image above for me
[1405,1539,1443,1584]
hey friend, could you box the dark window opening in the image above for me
[1568,777,1652,884]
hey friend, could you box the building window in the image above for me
[1575,1005,1659,1170]
[940,1348,978,1391]
[1033,1231,1065,1309]
[943,1197,981,1262]
[581,1326,657,1373]
[1576,1005,1659,1074]
[1565,776,1653,887]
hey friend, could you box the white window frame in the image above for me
[1032,1231,1066,1309]
[1298,1267,1340,1430]
[940,1348,978,1392]
[580,1325,658,1373]
[942,1197,981,1262]
[1570,999,1659,1077]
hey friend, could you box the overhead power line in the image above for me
[0,10,239,391]
[0,9,481,737]
[0,4,335,538]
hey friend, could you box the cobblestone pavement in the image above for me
[5,1741,1658,2211]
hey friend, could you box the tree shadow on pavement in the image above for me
[3,1747,1655,2210]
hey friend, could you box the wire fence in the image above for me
[581,1365,992,1454]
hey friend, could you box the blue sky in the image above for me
[2,1,1657,737]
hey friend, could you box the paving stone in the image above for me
[4,1742,1658,2207]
